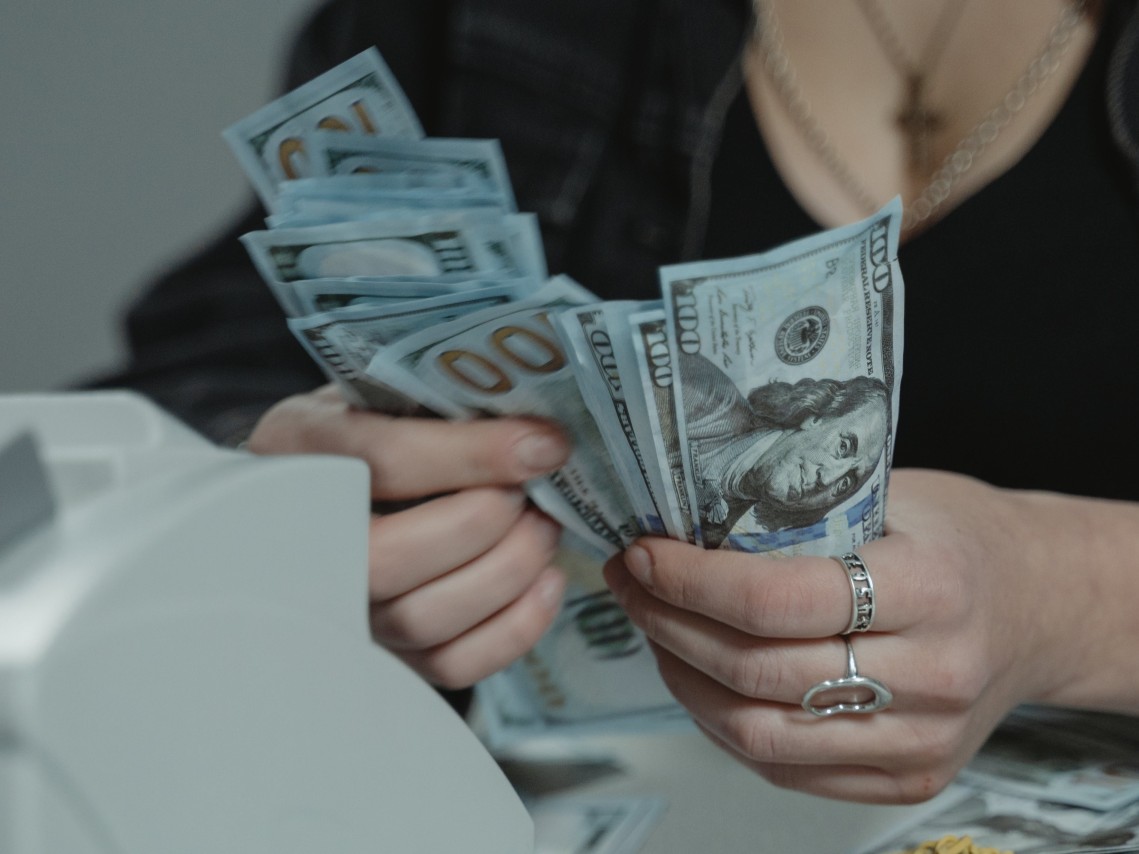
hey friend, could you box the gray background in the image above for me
[1,0,319,392]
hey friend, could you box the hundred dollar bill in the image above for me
[476,585,691,748]
[241,210,546,315]
[555,303,670,537]
[660,198,904,554]
[293,276,538,315]
[959,707,1139,812]
[265,191,508,229]
[288,282,532,413]
[301,133,517,210]
[365,276,639,555]
[856,784,1139,854]
[626,306,695,544]
[223,48,423,209]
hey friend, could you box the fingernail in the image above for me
[516,432,569,473]
[625,545,653,588]
[536,569,565,609]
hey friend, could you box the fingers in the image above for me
[396,566,566,690]
[371,507,562,649]
[616,535,948,639]
[693,723,948,805]
[367,482,566,688]
[610,558,987,714]
[609,572,868,706]
[368,487,530,597]
[248,384,571,500]
[651,646,970,801]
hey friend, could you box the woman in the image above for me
[93,0,1139,804]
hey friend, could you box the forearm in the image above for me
[1015,487,1139,714]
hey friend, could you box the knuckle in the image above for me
[724,710,780,763]
[419,659,470,692]
[367,517,405,599]
[414,646,476,691]
[729,646,783,700]
[739,577,806,635]
[919,649,988,710]
[511,511,561,568]
[501,605,550,662]
[450,488,525,541]
[899,718,966,773]
[369,598,431,649]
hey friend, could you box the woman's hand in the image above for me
[603,468,1114,804]
[249,384,570,689]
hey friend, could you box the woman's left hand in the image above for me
[603,468,1102,804]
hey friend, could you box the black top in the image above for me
[703,19,1139,500]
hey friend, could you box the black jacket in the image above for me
[90,0,1139,444]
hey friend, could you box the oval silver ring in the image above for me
[801,637,893,717]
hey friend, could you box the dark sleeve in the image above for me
[84,0,451,445]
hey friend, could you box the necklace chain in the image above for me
[751,0,1088,235]
[854,0,967,81]
[854,0,969,177]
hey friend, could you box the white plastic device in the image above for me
[0,391,532,853]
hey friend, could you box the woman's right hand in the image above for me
[247,384,570,688]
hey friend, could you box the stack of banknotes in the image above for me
[860,707,1139,854]
[223,48,905,746]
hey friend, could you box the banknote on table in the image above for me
[660,198,904,554]
[289,280,537,412]
[958,707,1139,812]
[364,275,639,556]
[301,132,518,210]
[241,210,546,315]
[222,48,423,209]
[528,794,668,854]
[855,784,1139,854]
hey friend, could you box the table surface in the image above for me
[504,727,961,854]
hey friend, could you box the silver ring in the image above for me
[834,552,876,633]
[801,637,893,717]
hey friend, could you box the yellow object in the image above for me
[901,836,1014,854]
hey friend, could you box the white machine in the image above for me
[0,392,533,853]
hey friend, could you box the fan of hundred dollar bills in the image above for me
[224,48,905,744]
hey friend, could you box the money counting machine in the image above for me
[0,392,532,853]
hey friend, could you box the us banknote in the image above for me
[365,276,640,556]
[223,48,423,209]
[555,303,670,537]
[293,276,536,315]
[265,190,509,229]
[959,707,1139,812]
[857,784,1139,854]
[241,210,546,315]
[625,306,695,544]
[660,199,904,554]
[476,584,692,748]
[301,132,517,210]
[289,281,536,412]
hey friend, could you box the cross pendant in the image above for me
[895,74,943,180]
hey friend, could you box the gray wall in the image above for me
[1,0,319,392]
